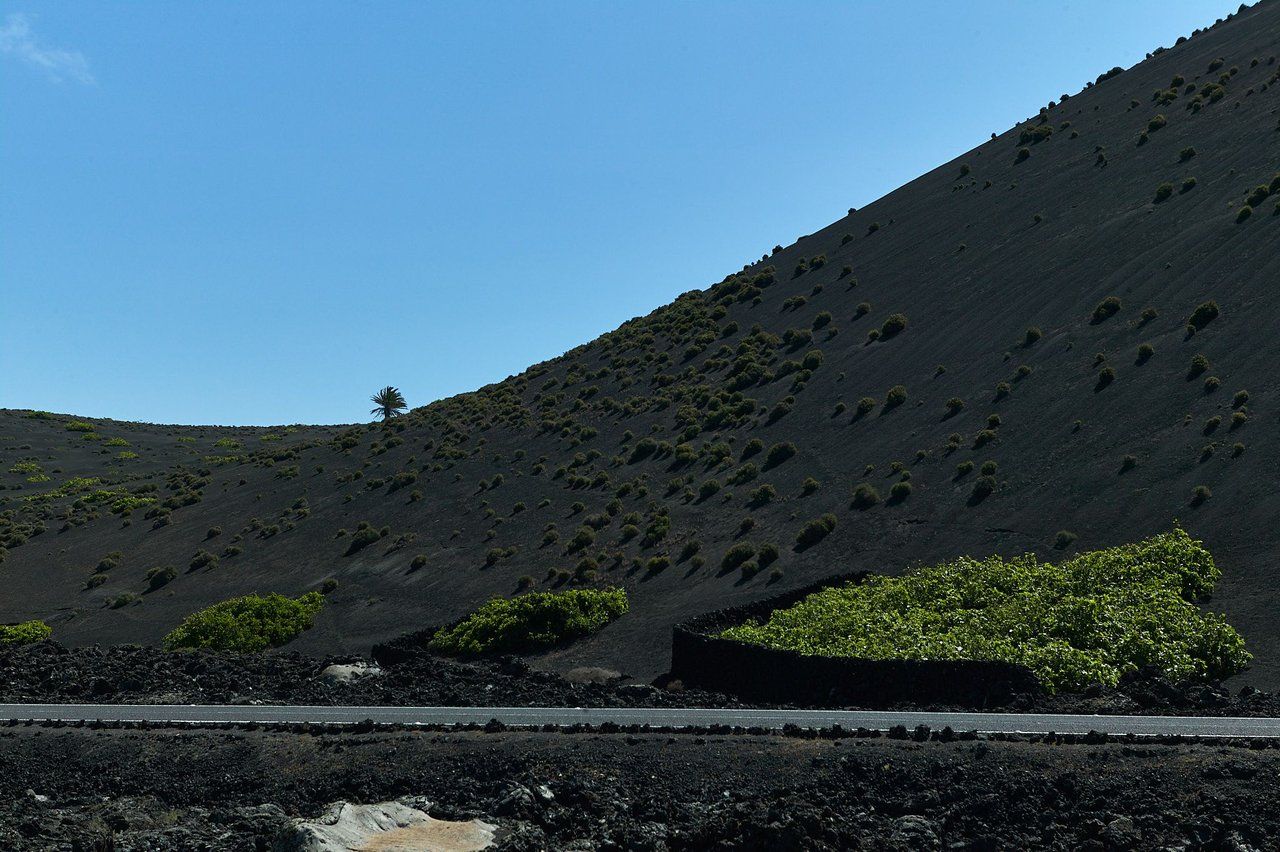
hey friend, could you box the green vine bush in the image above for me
[163,592,324,652]
[721,529,1248,692]
[429,587,628,655]
[0,620,51,647]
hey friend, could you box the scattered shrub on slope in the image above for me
[0,620,52,647]
[429,587,628,656]
[721,529,1248,692]
[163,592,324,653]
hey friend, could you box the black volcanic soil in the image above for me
[5,2,1280,690]
[6,641,1280,718]
[5,726,1280,850]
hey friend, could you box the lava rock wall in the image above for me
[670,572,1042,707]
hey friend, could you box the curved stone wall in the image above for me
[670,572,1042,707]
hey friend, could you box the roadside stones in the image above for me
[317,662,383,686]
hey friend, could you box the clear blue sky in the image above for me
[1,1,1240,426]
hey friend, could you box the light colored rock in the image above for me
[562,666,622,685]
[318,662,383,685]
[890,814,939,850]
[274,798,497,852]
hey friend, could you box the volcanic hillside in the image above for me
[5,2,1280,684]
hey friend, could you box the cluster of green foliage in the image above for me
[163,592,324,653]
[721,530,1249,692]
[429,587,628,656]
[0,620,52,647]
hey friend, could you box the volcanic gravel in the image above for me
[4,641,1280,718]
[5,726,1280,850]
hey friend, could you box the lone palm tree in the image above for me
[370,386,407,421]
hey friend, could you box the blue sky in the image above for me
[1,1,1241,426]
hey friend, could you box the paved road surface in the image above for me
[1,704,1278,737]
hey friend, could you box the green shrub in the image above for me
[0,620,51,647]
[1187,300,1219,331]
[1091,296,1122,323]
[567,526,596,552]
[884,385,908,409]
[722,542,756,570]
[1154,182,1173,203]
[189,550,218,571]
[1237,205,1253,223]
[721,529,1248,693]
[163,592,324,652]
[646,555,670,573]
[1188,353,1209,379]
[763,442,797,469]
[1181,176,1197,193]
[889,481,912,502]
[954,460,975,478]
[428,588,628,655]
[345,522,381,555]
[1179,146,1196,161]
[795,514,837,549]
[969,475,996,503]
[856,397,876,416]
[972,429,997,449]
[1024,327,1042,346]
[945,398,965,416]
[1053,530,1078,549]
[146,566,177,591]
[880,314,908,338]
[748,484,776,507]
[1136,343,1154,363]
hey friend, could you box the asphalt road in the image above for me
[2,704,1279,737]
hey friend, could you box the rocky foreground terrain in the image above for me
[3,725,1279,850]
[3,640,1280,718]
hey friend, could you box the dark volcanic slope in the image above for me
[5,3,1280,684]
